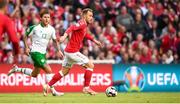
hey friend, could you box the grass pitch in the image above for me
[0,92,180,103]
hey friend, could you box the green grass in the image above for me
[0,92,180,103]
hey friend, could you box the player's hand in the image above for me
[57,50,64,59]
[25,48,30,56]
[94,40,103,48]
[59,36,65,43]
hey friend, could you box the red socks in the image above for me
[48,72,63,86]
[84,69,93,87]
[48,69,93,87]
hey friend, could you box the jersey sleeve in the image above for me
[51,28,56,40]
[65,25,73,34]
[85,33,94,41]
[72,22,86,30]
[25,25,36,36]
[5,18,18,42]
[65,21,86,34]
[5,17,19,55]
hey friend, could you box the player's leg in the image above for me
[42,64,64,96]
[83,60,94,87]
[31,66,41,77]
[8,52,47,77]
[73,52,97,95]
[32,52,63,96]
[30,52,50,78]
[7,65,41,77]
[43,67,71,96]
[43,53,73,96]
[82,60,97,95]
[47,56,72,86]
[48,53,74,87]
[48,66,70,86]
[7,64,33,76]
[8,52,43,76]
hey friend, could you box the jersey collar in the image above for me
[40,22,48,28]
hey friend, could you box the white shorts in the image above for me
[62,51,89,68]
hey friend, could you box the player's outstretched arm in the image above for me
[93,39,103,48]
[59,21,84,43]
[59,33,68,43]
[85,33,103,48]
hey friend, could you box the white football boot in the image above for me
[83,87,97,95]
[43,84,64,96]
[7,64,18,76]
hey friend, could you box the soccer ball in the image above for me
[105,86,118,97]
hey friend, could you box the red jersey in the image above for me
[0,12,19,54]
[111,43,121,54]
[140,50,151,64]
[65,19,94,53]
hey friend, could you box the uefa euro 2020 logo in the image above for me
[123,66,145,92]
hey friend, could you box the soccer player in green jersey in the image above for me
[8,9,64,96]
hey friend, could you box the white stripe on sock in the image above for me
[45,74,54,83]
[86,68,93,71]
[22,68,32,76]
[59,70,64,77]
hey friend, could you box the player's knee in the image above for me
[31,70,39,77]
[43,65,52,74]
[63,71,69,76]
[61,67,70,76]
[44,70,52,74]
[31,74,38,77]
[46,70,52,74]
[90,64,94,69]
[62,70,69,76]
[87,61,94,69]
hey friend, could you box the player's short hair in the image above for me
[82,8,93,15]
[40,8,50,17]
[0,0,7,9]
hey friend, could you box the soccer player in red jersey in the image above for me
[0,0,19,56]
[43,8,102,96]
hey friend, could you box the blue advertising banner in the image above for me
[113,64,180,92]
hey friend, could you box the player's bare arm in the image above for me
[23,35,30,56]
[93,39,103,48]
[86,30,103,48]
[53,39,64,59]
[59,32,68,43]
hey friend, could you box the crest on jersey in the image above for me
[41,59,45,63]
[26,28,30,33]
